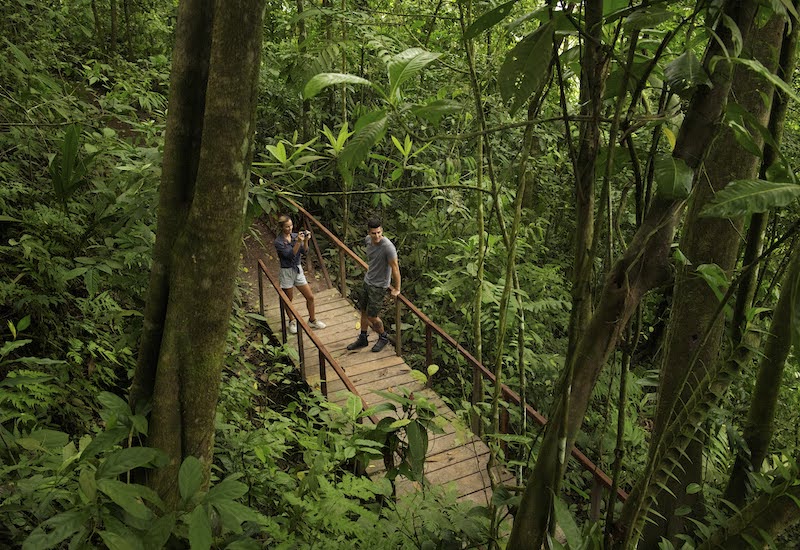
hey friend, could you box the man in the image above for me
[347,218,401,352]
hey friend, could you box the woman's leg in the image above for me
[296,283,316,320]
[284,287,295,320]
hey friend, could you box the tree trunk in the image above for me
[110,0,118,54]
[508,1,761,547]
[130,0,214,411]
[130,0,264,507]
[565,0,606,366]
[724,14,799,507]
[642,12,785,546]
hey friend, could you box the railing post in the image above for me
[338,249,347,297]
[318,349,327,397]
[425,324,433,367]
[257,264,264,317]
[499,407,510,456]
[279,302,287,344]
[590,477,604,520]
[395,299,402,356]
[297,328,305,381]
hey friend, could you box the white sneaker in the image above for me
[308,319,326,329]
[288,320,297,334]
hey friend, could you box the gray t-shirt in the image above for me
[363,236,397,288]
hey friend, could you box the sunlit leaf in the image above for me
[701,180,800,218]
[303,73,373,100]
[387,48,442,103]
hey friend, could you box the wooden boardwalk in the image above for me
[261,284,513,505]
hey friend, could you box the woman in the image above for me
[274,214,326,334]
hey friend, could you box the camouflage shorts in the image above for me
[354,282,386,318]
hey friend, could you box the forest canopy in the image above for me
[2,0,800,549]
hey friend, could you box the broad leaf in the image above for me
[654,154,693,200]
[303,73,373,100]
[97,447,162,479]
[98,530,142,550]
[387,48,442,103]
[179,456,205,502]
[623,6,675,30]
[410,99,462,125]
[701,180,800,218]
[464,0,519,40]
[405,420,428,481]
[719,57,800,106]
[97,479,154,520]
[553,497,581,549]
[498,21,555,116]
[346,394,363,419]
[664,51,710,95]
[188,505,212,550]
[338,115,388,172]
[205,474,248,504]
[22,509,90,550]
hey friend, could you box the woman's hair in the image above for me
[277,214,292,230]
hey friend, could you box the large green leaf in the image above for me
[98,530,143,550]
[553,497,582,549]
[410,99,462,125]
[654,154,693,200]
[188,505,212,550]
[205,474,248,504]
[701,179,800,218]
[623,6,676,30]
[664,51,710,94]
[719,57,800,106]
[22,509,90,550]
[346,394,363,419]
[387,48,441,103]
[97,479,154,520]
[179,456,204,502]
[405,420,428,481]
[338,114,388,173]
[498,21,555,116]
[303,73,373,100]
[97,447,162,478]
[464,0,519,40]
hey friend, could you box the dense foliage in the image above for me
[3,0,800,549]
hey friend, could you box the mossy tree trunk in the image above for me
[641,11,785,546]
[130,0,265,507]
[508,1,760,547]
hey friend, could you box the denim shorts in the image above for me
[279,265,308,289]
[355,282,386,317]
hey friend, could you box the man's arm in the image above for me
[389,257,401,297]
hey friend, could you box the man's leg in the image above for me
[369,315,390,352]
[347,309,370,350]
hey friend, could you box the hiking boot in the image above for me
[288,320,297,334]
[371,336,389,353]
[347,334,369,350]
[309,319,326,329]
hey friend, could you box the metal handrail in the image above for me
[256,259,378,425]
[278,195,628,502]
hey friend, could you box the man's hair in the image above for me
[367,217,382,230]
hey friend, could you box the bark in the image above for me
[565,0,607,366]
[642,12,785,546]
[724,14,799,506]
[508,1,761,548]
[110,0,118,54]
[132,0,265,507]
[724,247,800,508]
[130,0,214,411]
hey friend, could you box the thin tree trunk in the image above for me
[508,1,761,548]
[110,0,118,54]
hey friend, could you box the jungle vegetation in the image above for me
[2,0,800,548]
